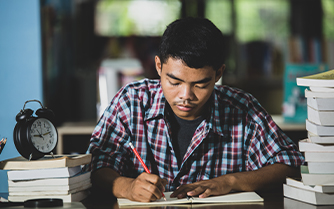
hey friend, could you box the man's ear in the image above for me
[215,64,225,82]
[155,56,162,77]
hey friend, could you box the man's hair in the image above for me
[158,17,225,71]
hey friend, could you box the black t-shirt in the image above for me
[169,112,204,168]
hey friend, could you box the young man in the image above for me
[85,17,305,202]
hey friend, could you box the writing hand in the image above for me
[124,172,167,202]
[171,176,233,199]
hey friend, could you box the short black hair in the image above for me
[158,17,225,71]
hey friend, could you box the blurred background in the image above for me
[39,0,334,124]
[1,0,334,156]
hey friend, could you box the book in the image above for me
[8,171,90,187]
[307,106,334,126]
[307,97,334,111]
[283,184,334,205]
[308,132,334,144]
[307,162,334,174]
[286,177,334,193]
[304,151,334,162]
[301,166,334,186]
[117,191,263,207]
[306,120,334,136]
[7,166,82,181]
[0,154,91,170]
[8,181,91,195]
[296,69,334,87]
[299,139,334,152]
[309,86,334,92]
[7,190,90,203]
[284,197,334,209]
[305,89,334,98]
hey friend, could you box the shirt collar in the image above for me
[207,86,224,137]
[144,82,166,121]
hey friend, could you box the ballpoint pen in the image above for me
[128,142,167,201]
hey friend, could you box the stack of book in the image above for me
[283,69,334,205]
[0,154,92,202]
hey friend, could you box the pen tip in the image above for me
[163,197,167,201]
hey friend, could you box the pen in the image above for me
[128,142,167,201]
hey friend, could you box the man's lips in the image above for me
[176,105,193,111]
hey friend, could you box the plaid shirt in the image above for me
[86,79,305,191]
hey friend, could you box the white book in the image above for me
[308,132,334,144]
[297,69,334,88]
[305,89,334,98]
[307,162,334,174]
[286,177,334,193]
[7,166,82,181]
[301,166,334,186]
[299,139,334,152]
[304,152,334,162]
[9,182,91,196]
[283,184,334,205]
[284,197,334,209]
[309,86,334,92]
[8,171,90,187]
[117,191,263,207]
[7,190,90,203]
[306,120,334,136]
[307,97,334,111]
[9,179,91,192]
[307,106,334,126]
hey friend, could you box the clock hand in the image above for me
[36,129,45,140]
[43,132,50,136]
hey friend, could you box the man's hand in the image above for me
[171,175,234,199]
[91,168,167,202]
[171,163,300,199]
[123,172,167,202]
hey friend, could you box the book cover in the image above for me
[7,190,90,203]
[283,184,334,205]
[305,89,334,98]
[297,69,334,87]
[305,120,334,136]
[304,151,334,162]
[8,181,91,196]
[8,171,90,187]
[309,86,334,92]
[307,106,334,126]
[308,132,334,144]
[307,162,334,174]
[0,154,91,170]
[286,177,334,193]
[117,191,263,207]
[301,166,334,186]
[7,166,82,181]
[299,138,334,152]
[307,97,334,111]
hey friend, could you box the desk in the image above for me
[81,190,322,209]
[56,115,306,154]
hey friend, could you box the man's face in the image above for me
[155,56,223,121]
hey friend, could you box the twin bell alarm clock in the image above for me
[13,100,58,160]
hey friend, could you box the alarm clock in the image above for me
[13,100,58,160]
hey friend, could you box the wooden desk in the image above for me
[81,189,318,209]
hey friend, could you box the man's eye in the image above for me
[196,85,207,89]
[170,81,179,86]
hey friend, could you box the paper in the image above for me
[117,191,263,207]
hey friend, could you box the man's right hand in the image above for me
[91,167,167,202]
[123,172,167,202]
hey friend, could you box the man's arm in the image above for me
[171,163,299,198]
[91,167,167,202]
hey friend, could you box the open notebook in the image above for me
[117,191,263,207]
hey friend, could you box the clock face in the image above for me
[30,118,58,153]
